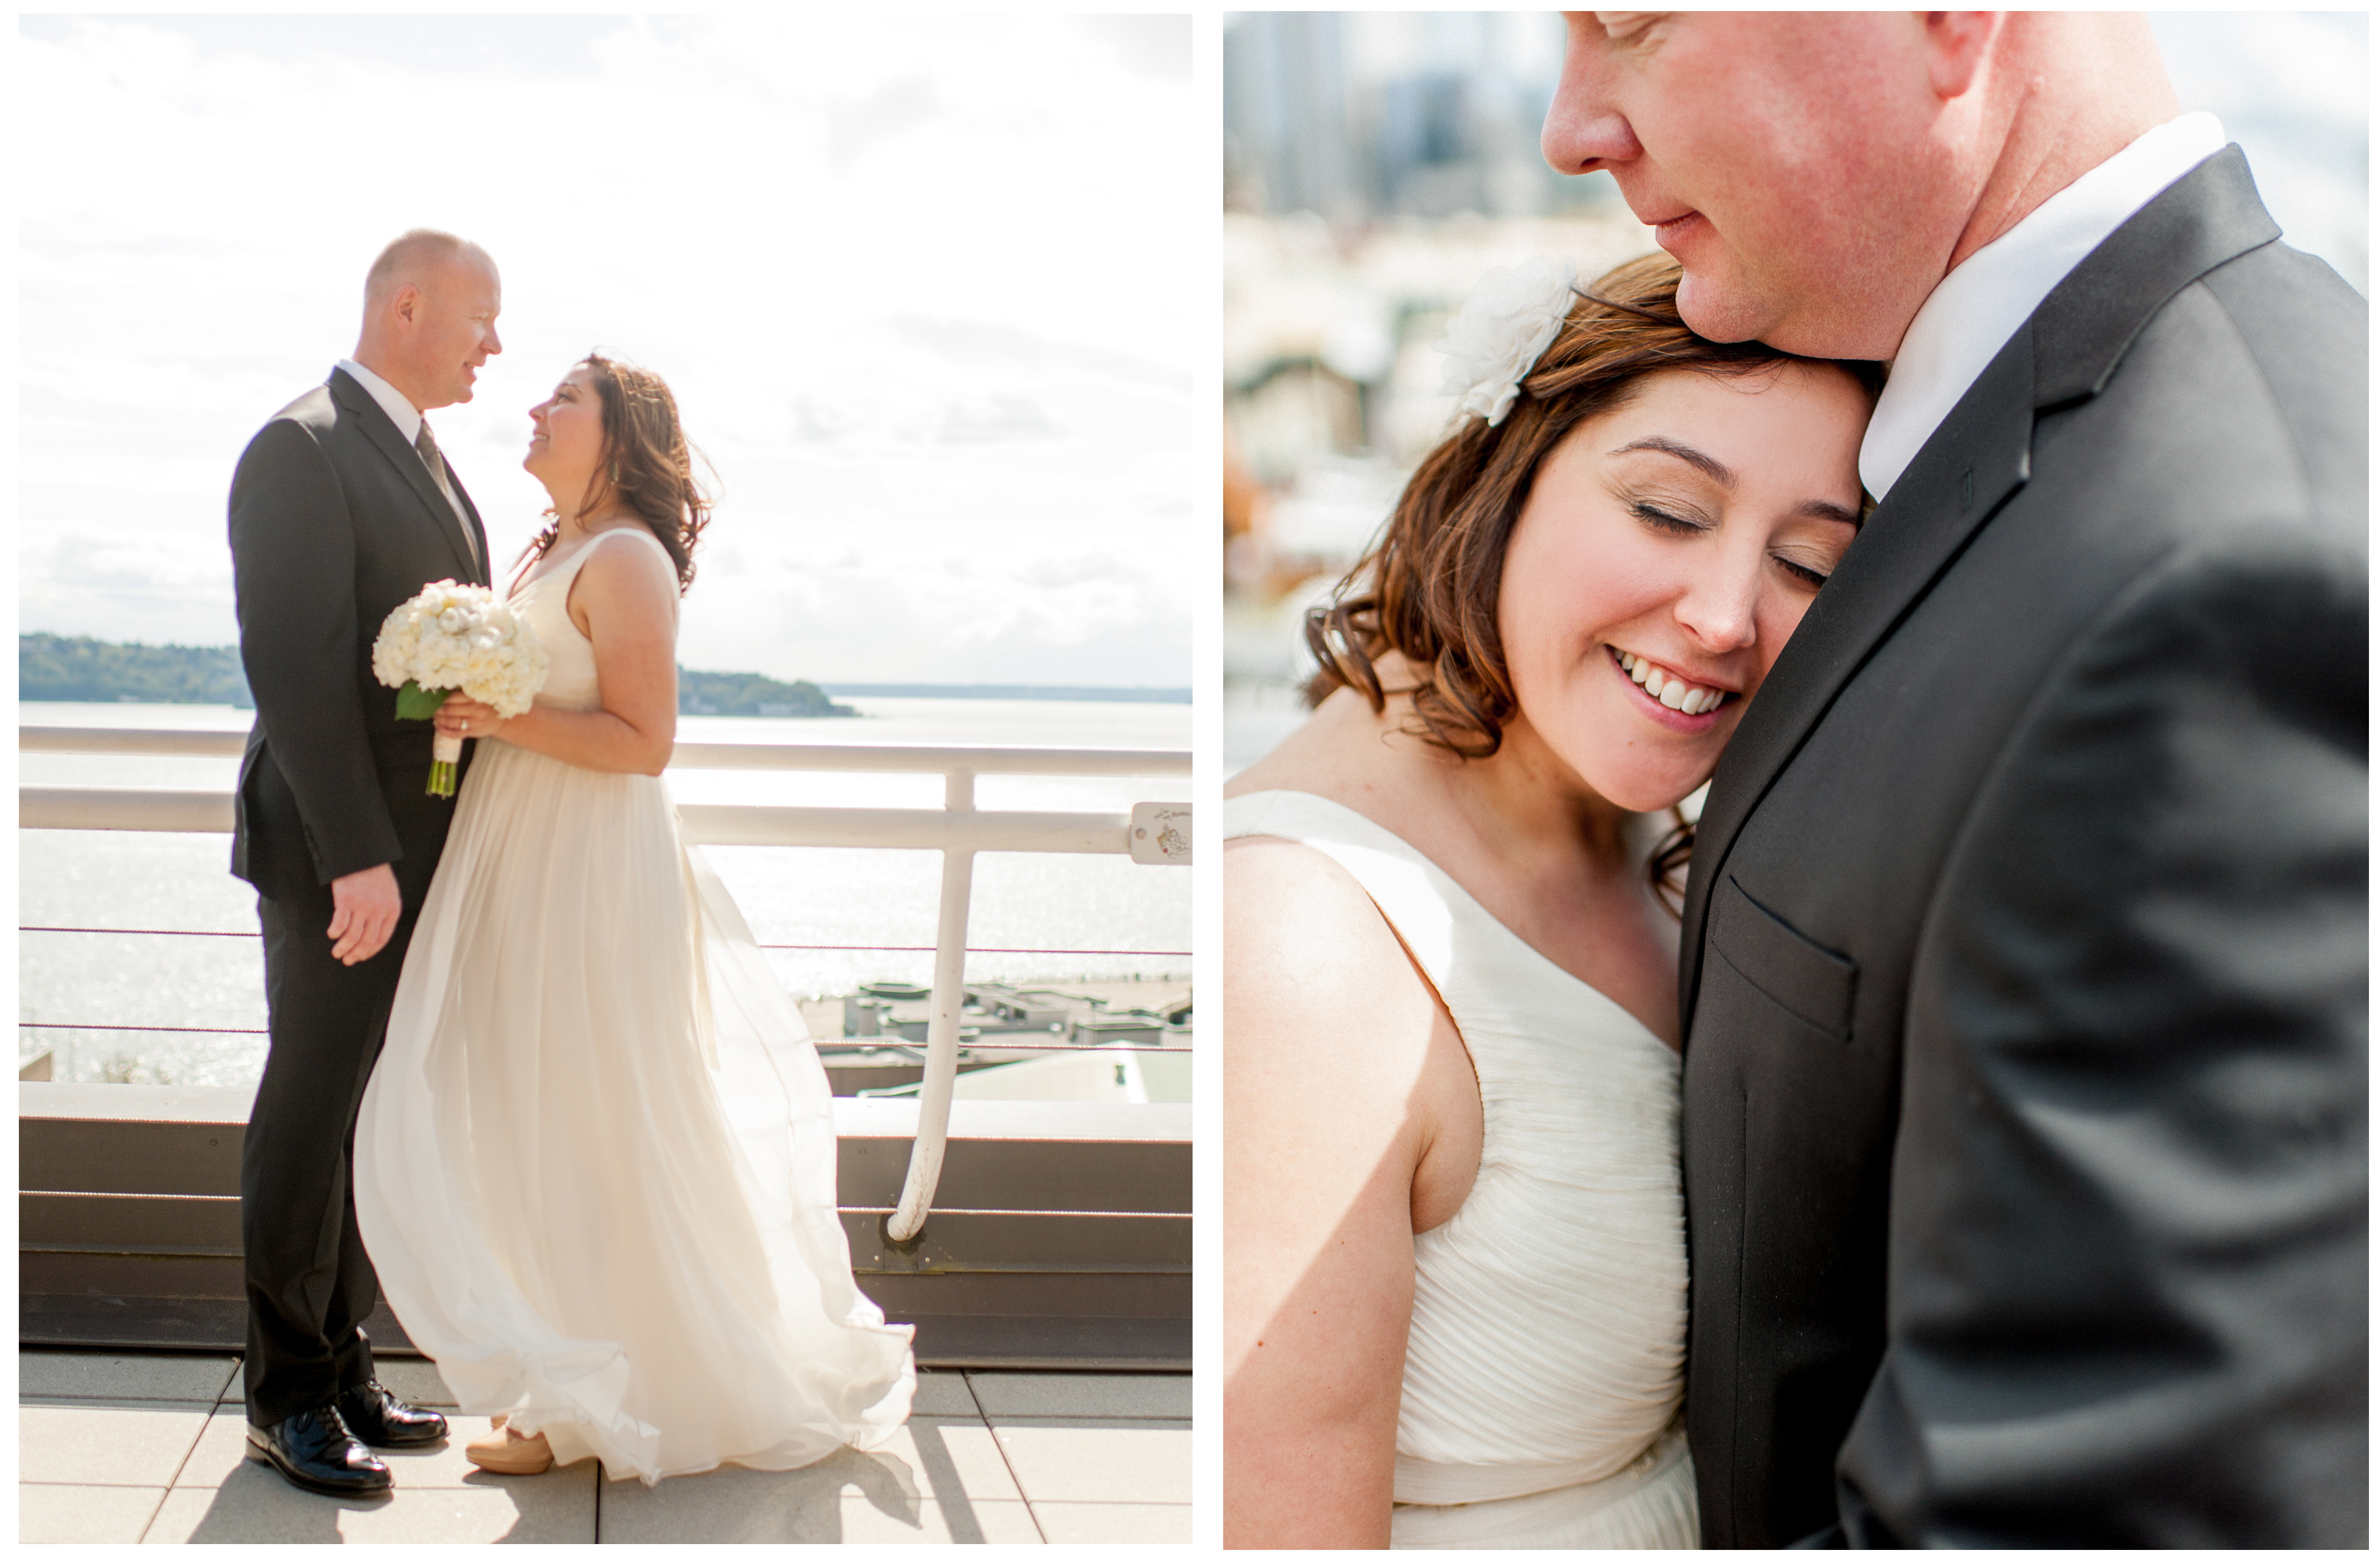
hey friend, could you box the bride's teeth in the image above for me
[1623,650,1728,714]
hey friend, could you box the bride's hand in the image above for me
[436,692,509,742]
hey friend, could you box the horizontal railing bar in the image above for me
[18,926,1189,957]
[18,1021,1190,1053]
[18,788,1142,854]
[849,1042,1191,1054]
[22,1022,265,1035]
[19,726,1188,778]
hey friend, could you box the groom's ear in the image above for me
[1923,12,2000,101]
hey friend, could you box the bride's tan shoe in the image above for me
[465,1423,553,1475]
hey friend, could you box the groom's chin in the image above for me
[1670,267,1771,348]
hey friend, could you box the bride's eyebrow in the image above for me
[1610,435,1732,487]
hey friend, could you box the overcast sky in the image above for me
[18,14,1194,687]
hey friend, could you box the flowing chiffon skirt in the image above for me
[354,736,915,1483]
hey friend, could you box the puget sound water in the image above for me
[20,697,1191,1087]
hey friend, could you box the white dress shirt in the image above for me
[1859,111,2229,502]
[334,356,425,447]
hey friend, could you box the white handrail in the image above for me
[19,788,1138,853]
[20,723,1190,1238]
[18,725,1189,777]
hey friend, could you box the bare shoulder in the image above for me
[568,527,681,632]
[1225,835,1438,1084]
[577,527,680,595]
[1226,837,1401,991]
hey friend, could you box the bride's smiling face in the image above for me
[1496,363,1869,812]
[523,366,606,498]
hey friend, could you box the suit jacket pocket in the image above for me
[1708,875,1858,1043]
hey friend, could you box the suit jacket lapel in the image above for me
[329,369,488,586]
[1678,144,2284,1031]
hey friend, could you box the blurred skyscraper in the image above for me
[1225,12,1617,221]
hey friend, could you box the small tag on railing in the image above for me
[1128,803,1191,865]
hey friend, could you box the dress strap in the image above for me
[577,524,679,574]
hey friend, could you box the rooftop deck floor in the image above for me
[20,1351,1190,1544]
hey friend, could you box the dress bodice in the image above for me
[509,526,678,714]
[1225,791,1690,1511]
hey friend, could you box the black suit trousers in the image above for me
[239,762,456,1427]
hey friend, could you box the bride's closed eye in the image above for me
[1628,498,1713,536]
[1771,537,1850,588]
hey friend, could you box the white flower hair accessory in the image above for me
[1436,257,1581,427]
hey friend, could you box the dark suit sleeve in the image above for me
[1837,529,2368,1547]
[230,418,403,884]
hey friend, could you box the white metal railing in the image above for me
[20,723,1191,1240]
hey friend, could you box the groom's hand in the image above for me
[327,862,403,965]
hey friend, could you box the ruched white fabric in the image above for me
[356,526,915,1484]
[1226,791,1697,1549]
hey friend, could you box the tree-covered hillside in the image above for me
[20,634,254,706]
[20,635,856,718]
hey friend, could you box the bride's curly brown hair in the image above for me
[1304,252,1881,908]
[525,352,713,593]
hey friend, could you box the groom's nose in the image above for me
[1542,18,1643,176]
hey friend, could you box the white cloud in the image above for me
[18,14,1194,687]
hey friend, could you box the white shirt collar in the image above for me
[334,357,424,446]
[1858,111,2228,502]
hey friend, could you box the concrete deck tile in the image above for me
[986,1419,1192,1505]
[901,1416,1027,1505]
[142,1461,598,1544]
[912,1368,979,1417]
[835,1496,1045,1545]
[22,1352,238,1404]
[594,1428,1022,1545]
[1029,1501,1194,1544]
[20,1400,213,1488]
[965,1372,1191,1420]
[20,1482,168,1544]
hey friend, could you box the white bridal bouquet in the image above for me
[372,581,549,796]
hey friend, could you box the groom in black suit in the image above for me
[227,229,499,1496]
[1546,13,2363,1547]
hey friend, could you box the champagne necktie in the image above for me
[414,421,482,574]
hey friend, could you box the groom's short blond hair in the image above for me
[365,229,488,306]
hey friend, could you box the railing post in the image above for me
[887,767,975,1242]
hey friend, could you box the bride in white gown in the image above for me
[354,354,914,1484]
[1224,256,1877,1547]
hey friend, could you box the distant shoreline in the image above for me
[17,635,1189,713]
[823,684,1190,704]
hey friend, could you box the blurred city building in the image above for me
[1223,9,2367,773]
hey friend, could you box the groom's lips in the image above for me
[1650,210,1708,254]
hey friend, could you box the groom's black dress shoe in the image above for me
[336,1380,449,1448]
[245,1406,393,1498]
